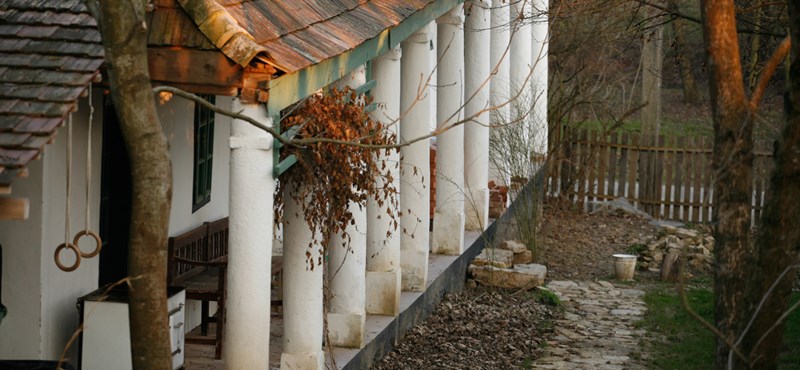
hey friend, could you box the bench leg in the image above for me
[215,298,224,359]
[201,300,209,336]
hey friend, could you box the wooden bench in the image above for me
[167,217,283,359]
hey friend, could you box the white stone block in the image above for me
[366,270,401,316]
[497,240,527,253]
[432,211,465,255]
[327,312,365,349]
[469,263,546,289]
[280,351,325,370]
[473,248,514,268]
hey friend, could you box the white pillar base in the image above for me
[401,248,428,291]
[431,211,465,255]
[280,351,325,370]
[327,312,366,348]
[366,269,401,316]
[465,188,489,231]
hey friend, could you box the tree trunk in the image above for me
[641,7,663,215]
[700,1,754,369]
[92,1,173,369]
[738,7,800,369]
[669,0,701,103]
[745,4,763,92]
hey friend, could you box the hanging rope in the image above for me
[74,85,102,258]
[55,114,80,272]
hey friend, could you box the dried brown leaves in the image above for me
[278,87,399,265]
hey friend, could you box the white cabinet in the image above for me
[79,287,185,370]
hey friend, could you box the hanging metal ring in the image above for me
[73,230,102,258]
[54,243,81,272]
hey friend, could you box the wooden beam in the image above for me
[0,198,29,220]
[266,0,463,114]
[153,82,237,97]
[148,48,245,90]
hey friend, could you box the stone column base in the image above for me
[366,269,401,316]
[432,211,465,255]
[328,312,365,348]
[465,188,489,231]
[280,351,325,370]
[401,249,428,291]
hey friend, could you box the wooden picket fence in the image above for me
[547,127,775,224]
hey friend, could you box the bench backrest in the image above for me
[207,217,229,263]
[167,217,230,286]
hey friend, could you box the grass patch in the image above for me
[569,118,713,138]
[639,284,800,369]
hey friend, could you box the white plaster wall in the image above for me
[0,154,45,359]
[157,95,232,332]
[0,91,104,361]
[159,96,232,236]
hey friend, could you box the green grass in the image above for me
[639,284,800,369]
[570,118,713,138]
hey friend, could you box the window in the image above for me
[192,94,215,212]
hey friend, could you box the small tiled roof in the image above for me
[0,0,103,181]
[153,0,434,74]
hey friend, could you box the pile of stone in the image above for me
[638,225,715,273]
[468,240,547,289]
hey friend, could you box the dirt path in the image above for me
[533,280,649,369]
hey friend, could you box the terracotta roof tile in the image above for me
[0,148,38,167]
[0,132,31,147]
[15,117,62,134]
[20,134,51,150]
[0,0,102,178]
[0,115,23,132]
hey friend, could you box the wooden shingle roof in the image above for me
[0,0,103,184]
[153,0,435,74]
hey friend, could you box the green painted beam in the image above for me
[266,0,464,116]
[274,124,302,150]
[267,32,389,115]
[389,0,463,49]
[353,79,377,96]
[273,154,298,177]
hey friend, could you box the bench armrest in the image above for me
[172,256,227,267]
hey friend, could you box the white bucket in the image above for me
[613,254,638,281]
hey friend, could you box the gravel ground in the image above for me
[537,200,658,281]
[372,286,559,370]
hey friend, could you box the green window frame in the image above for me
[192,94,215,212]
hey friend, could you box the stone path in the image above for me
[532,280,649,369]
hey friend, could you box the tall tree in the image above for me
[700,0,755,368]
[739,7,800,369]
[88,1,173,369]
[701,1,797,369]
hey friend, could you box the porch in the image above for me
[184,232,483,370]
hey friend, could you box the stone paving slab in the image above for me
[532,280,649,369]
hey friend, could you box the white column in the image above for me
[400,22,434,291]
[280,183,324,369]
[225,99,273,370]
[327,65,368,348]
[432,5,466,255]
[366,46,402,316]
[490,0,511,185]
[510,0,532,102]
[531,0,549,156]
[464,0,491,231]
